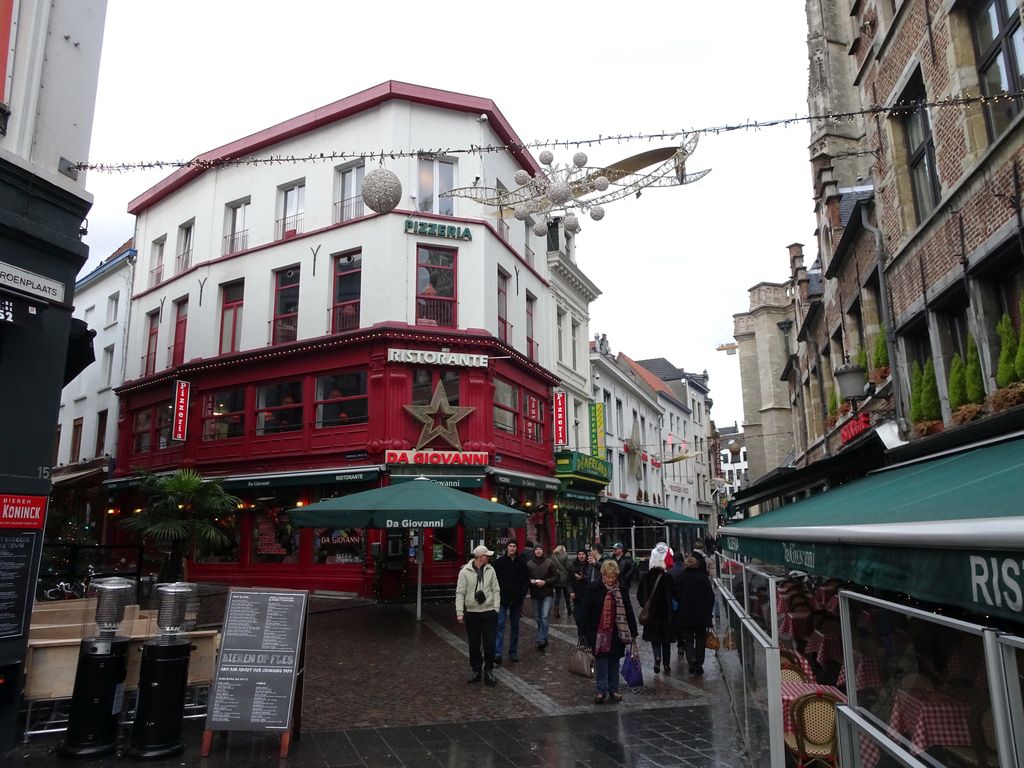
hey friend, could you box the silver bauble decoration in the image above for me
[563,213,579,231]
[547,180,572,205]
[594,175,610,191]
[589,205,605,221]
[573,152,588,168]
[532,221,549,237]
[361,167,403,214]
[513,169,531,186]
[539,150,554,166]
[527,199,547,214]
[513,205,530,221]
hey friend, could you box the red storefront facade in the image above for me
[109,323,560,599]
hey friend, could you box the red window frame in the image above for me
[172,299,188,366]
[524,392,545,444]
[131,402,173,454]
[272,268,300,345]
[415,245,457,328]
[95,410,108,456]
[332,251,361,333]
[70,418,83,462]
[220,281,244,355]
[316,371,369,428]
[497,269,509,342]
[493,378,518,434]
[145,311,159,375]
[202,387,247,441]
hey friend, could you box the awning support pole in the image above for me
[416,557,423,621]
[630,526,636,556]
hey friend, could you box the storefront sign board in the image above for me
[553,391,567,446]
[0,531,35,639]
[403,219,473,241]
[0,260,64,303]
[0,494,47,529]
[390,474,484,488]
[386,450,489,466]
[386,348,488,367]
[589,403,605,458]
[172,380,190,441]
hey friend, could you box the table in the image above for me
[781,682,845,734]
[805,629,843,667]
[780,609,812,639]
[888,687,972,757]
[837,652,883,690]
[813,585,838,610]
[783,651,816,682]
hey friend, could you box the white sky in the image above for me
[81,0,815,431]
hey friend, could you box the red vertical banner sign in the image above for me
[0,0,14,103]
[172,380,190,441]
[553,391,567,446]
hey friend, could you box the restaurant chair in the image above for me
[788,593,811,611]
[808,610,831,633]
[784,691,843,768]
[781,665,811,684]
[941,705,996,768]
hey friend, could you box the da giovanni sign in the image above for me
[386,450,489,466]
[722,535,1024,624]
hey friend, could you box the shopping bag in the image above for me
[621,643,644,687]
[568,645,595,678]
[705,630,720,651]
[722,627,737,651]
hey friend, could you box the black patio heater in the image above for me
[128,582,198,759]
[61,576,136,758]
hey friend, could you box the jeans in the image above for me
[464,610,497,673]
[679,626,706,671]
[651,639,673,665]
[554,586,571,613]
[595,656,621,695]
[533,595,553,645]
[495,603,522,658]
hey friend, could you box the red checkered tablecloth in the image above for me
[805,629,843,667]
[780,609,812,639]
[888,687,972,755]
[837,653,883,690]
[784,651,816,682]
[780,682,846,734]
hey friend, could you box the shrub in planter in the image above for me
[920,358,941,421]
[951,403,986,425]
[966,336,986,405]
[828,386,839,418]
[996,313,1020,388]
[909,361,923,424]
[988,381,1024,412]
[855,347,869,373]
[948,353,967,410]
[873,327,889,368]
[1017,296,1024,381]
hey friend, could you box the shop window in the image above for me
[95,409,107,456]
[971,0,1024,139]
[412,369,459,405]
[220,280,244,354]
[417,157,455,216]
[172,298,188,366]
[432,527,458,562]
[497,268,509,342]
[315,371,368,427]
[133,409,152,453]
[194,515,240,563]
[272,266,300,345]
[202,387,247,440]
[70,418,83,462]
[332,250,361,332]
[313,527,364,564]
[257,380,303,435]
[251,507,300,563]
[131,402,173,454]
[493,378,519,434]
[524,393,545,444]
[416,245,456,328]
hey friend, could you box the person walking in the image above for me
[676,554,715,676]
[526,544,557,651]
[551,544,572,619]
[492,540,528,665]
[611,542,637,593]
[569,548,592,642]
[649,541,674,572]
[582,559,638,703]
[455,544,501,685]
[637,560,679,673]
[587,543,608,585]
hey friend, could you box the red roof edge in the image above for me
[127,81,541,215]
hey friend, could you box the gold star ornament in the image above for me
[403,381,475,450]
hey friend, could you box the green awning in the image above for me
[604,499,705,526]
[721,436,1024,623]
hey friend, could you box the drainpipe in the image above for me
[860,205,908,438]
[814,342,830,458]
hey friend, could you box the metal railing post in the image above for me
[983,629,1016,768]
[839,590,858,710]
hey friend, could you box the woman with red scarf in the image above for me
[582,559,638,703]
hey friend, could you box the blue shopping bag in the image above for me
[621,643,643,687]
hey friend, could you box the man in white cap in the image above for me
[456,544,501,685]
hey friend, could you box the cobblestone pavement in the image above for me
[5,597,748,767]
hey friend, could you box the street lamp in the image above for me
[834,358,868,408]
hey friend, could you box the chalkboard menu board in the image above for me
[206,588,307,732]
[0,531,35,640]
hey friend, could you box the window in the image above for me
[902,322,932,370]
[546,221,560,253]
[971,0,1024,138]
[616,398,624,435]
[899,74,940,222]
[315,371,368,427]
[70,418,83,462]
[556,309,565,361]
[196,516,240,563]
[106,292,119,326]
[523,393,545,444]
[526,293,537,360]
[176,221,194,273]
[132,402,173,453]
[412,369,459,405]
[272,267,300,345]
[53,425,61,466]
[332,250,361,332]
[102,345,114,388]
[277,181,305,239]
[220,281,244,354]
[314,528,364,564]
[225,199,250,254]
[335,164,365,222]
[497,269,509,342]
[571,319,580,369]
[416,245,456,327]
[149,238,165,287]
[144,310,159,376]
[252,507,300,563]
[573,400,582,448]
[202,387,246,440]
[417,157,455,215]
[257,380,303,435]
[172,298,188,366]
[493,378,518,434]
[95,410,108,456]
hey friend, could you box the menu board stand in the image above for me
[200,588,308,758]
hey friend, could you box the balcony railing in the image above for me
[223,229,249,255]
[148,264,164,288]
[276,213,304,240]
[333,196,365,223]
[331,301,360,333]
[141,352,156,377]
[527,337,539,361]
[175,249,192,274]
[498,317,508,343]
[270,315,298,345]
[497,218,510,243]
[524,244,535,265]
[416,297,455,328]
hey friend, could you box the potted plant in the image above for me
[989,311,1024,413]
[914,359,944,436]
[871,328,890,383]
[949,342,986,425]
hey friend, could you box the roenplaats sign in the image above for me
[0,261,64,303]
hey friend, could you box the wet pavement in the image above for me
[5,597,747,767]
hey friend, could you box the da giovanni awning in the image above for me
[288,477,527,529]
[721,436,1024,623]
[604,498,705,526]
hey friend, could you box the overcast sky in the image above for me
[81,0,815,431]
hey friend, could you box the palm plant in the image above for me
[121,469,240,583]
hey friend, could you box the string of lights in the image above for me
[72,90,1024,174]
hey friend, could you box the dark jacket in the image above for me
[636,567,679,643]
[676,567,715,629]
[570,558,592,598]
[551,551,571,588]
[526,556,557,599]
[614,553,637,591]
[493,553,529,607]
[581,581,638,659]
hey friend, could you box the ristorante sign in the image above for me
[386,450,490,466]
[387,348,489,367]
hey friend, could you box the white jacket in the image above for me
[455,560,501,616]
